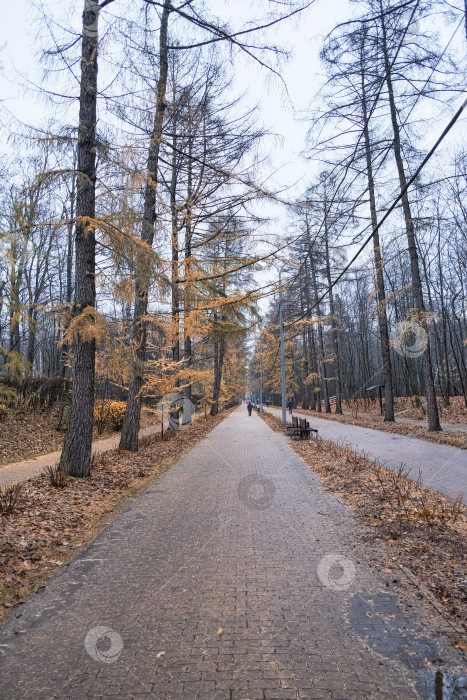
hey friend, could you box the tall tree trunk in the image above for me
[60,0,110,476]
[26,309,37,373]
[302,328,309,409]
[437,218,451,405]
[170,136,180,369]
[61,169,76,379]
[360,43,395,421]
[183,136,194,424]
[0,282,5,363]
[323,190,343,414]
[379,5,441,430]
[9,246,26,363]
[210,313,226,416]
[299,280,308,408]
[307,327,317,410]
[303,258,317,410]
[119,0,171,451]
[170,132,180,427]
[311,258,330,413]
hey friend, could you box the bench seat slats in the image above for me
[285,414,318,439]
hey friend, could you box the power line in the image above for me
[265,92,467,377]
[289,94,467,329]
[287,0,422,296]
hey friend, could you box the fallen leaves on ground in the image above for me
[333,395,466,423]
[0,407,159,467]
[261,410,467,642]
[295,397,467,450]
[0,410,231,624]
[0,409,66,466]
[392,395,467,423]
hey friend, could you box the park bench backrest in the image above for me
[292,416,298,428]
[299,418,306,430]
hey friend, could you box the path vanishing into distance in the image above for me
[267,408,467,505]
[0,424,161,487]
[0,407,465,699]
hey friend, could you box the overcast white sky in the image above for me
[2,0,465,200]
[1,0,465,316]
[0,0,352,193]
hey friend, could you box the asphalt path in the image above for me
[267,408,466,504]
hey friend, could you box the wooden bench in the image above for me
[286,415,318,440]
[285,416,299,435]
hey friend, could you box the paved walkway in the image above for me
[268,408,466,505]
[0,408,465,699]
[0,424,161,487]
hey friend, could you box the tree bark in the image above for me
[60,0,108,476]
[323,189,343,414]
[183,135,194,424]
[303,257,317,410]
[61,168,76,379]
[379,4,441,430]
[170,130,181,427]
[119,0,171,451]
[210,313,226,416]
[311,258,330,413]
[360,40,395,421]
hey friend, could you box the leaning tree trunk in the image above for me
[119,0,171,451]
[60,0,109,476]
[360,47,395,421]
[380,7,441,431]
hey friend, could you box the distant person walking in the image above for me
[247,401,253,416]
[288,398,293,415]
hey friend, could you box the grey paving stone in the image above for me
[0,408,465,699]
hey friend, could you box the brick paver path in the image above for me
[0,407,464,699]
[267,408,466,505]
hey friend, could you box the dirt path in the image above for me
[0,424,161,487]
